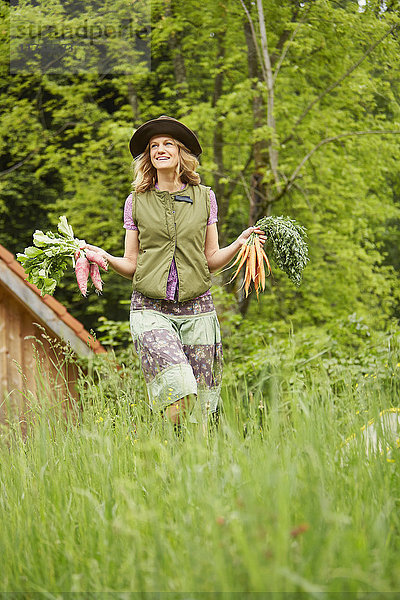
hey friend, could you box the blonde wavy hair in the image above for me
[132,138,201,193]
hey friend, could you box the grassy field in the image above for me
[0,342,399,598]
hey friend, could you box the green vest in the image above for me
[132,184,212,302]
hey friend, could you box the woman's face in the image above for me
[149,135,179,172]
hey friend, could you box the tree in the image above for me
[1,0,400,341]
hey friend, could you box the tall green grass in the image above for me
[0,344,399,598]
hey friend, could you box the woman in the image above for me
[86,116,266,425]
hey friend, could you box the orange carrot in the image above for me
[261,246,272,277]
[230,243,250,282]
[229,243,246,269]
[249,243,256,282]
[254,270,260,299]
[244,258,252,297]
[254,237,265,290]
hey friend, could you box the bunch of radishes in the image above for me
[17,216,109,298]
[74,249,108,296]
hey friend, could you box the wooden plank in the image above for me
[20,310,39,404]
[6,292,25,416]
[0,288,8,421]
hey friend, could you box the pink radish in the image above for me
[75,255,90,296]
[89,262,103,293]
[85,249,108,271]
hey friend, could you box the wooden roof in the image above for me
[0,244,106,357]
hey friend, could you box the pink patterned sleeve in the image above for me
[123,193,138,231]
[208,189,218,225]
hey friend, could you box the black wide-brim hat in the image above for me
[129,115,202,159]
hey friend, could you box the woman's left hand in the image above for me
[236,226,267,247]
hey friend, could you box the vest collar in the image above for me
[153,182,188,195]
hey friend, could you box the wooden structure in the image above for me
[0,244,106,423]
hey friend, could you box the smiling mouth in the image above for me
[156,156,170,160]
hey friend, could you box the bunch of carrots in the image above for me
[230,233,272,298]
[228,215,309,297]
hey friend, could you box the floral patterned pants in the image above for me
[130,290,223,418]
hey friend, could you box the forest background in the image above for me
[1,0,400,384]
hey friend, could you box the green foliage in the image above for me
[0,336,400,594]
[211,283,400,402]
[96,313,132,357]
[17,216,86,296]
[1,0,400,340]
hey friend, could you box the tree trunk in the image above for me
[243,16,268,228]
[166,0,188,99]
[127,82,139,122]
[239,12,269,316]
[212,31,227,237]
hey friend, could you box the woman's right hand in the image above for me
[82,243,110,261]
